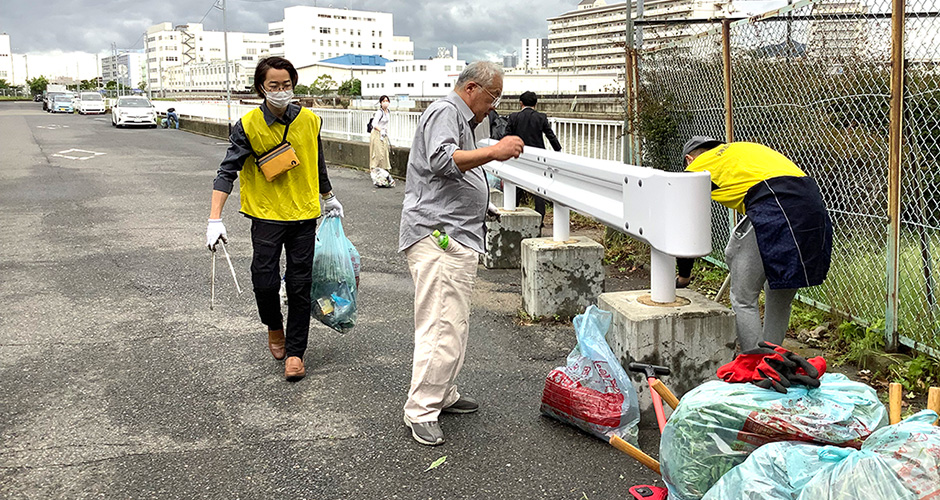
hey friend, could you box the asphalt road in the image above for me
[0,102,662,500]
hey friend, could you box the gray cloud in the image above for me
[2,0,574,60]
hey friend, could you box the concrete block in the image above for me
[522,236,604,318]
[484,208,541,269]
[598,289,735,427]
[489,188,503,207]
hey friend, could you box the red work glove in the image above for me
[717,346,795,394]
[760,342,826,388]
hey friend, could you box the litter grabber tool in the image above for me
[209,241,242,311]
[218,241,242,294]
[210,249,216,310]
[609,435,660,474]
[629,363,674,433]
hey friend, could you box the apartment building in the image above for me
[807,0,868,61]
[360,58,466,98]
[101,50,146,88]
[0,34,12,85]
[548,0,730,73]
[521,38,549,70]
[144,22,269,92]
[268,6,413,69]
[163,60,253,92]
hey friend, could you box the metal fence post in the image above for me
[722,19,739,239]
[885,0,906,352]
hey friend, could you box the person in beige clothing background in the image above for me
[369,95,395,187]
[398,61,524,446]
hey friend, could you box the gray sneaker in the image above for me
[403,415,444,446]
[442,395,479,414]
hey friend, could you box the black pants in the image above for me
[250,219,317,358]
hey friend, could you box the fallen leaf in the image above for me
[424,455,447,472]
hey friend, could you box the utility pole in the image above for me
[222,0,233,134]
[144,32,152,100]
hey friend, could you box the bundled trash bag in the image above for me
[797,410,940,500]
[660,373,887,500]
[540,305,641,443]
[370,167,395,188]
[310,216,359,333]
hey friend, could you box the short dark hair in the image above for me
[520,91,538,107]
[379,95,389,104]
[253,56,298,97]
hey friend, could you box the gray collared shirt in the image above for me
[399,92,489,253]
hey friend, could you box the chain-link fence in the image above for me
[636,0,940,353]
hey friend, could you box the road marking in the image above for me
[52,149,107,161]
[37,125,70,130]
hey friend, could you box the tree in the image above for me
[0,79,9,90]
[310,74,337,95]
[105,80,117,90]
[137,80,147,92]
[293,84,310,96]
[27,76,48,95]
[337,78,361,97]
[80,79,97,90]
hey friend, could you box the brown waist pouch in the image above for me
[253,120,301,182]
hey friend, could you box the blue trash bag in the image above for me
[660,373,888,500]
[701,442,852,500]
[310,216,358,333]
[796,410,940,500]
[540,305,641,443]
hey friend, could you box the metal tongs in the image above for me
[210,240,242,310]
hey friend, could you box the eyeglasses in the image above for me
[473,82,501,108]
[265,83,293,92]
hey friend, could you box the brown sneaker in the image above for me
[284,356,305,381]
[268,329,286,360]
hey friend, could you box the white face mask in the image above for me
[265,90,294,109]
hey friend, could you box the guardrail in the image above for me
[478,139,712,303]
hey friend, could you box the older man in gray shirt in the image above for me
[399,61,524,446]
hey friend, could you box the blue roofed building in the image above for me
[296,54,392,89]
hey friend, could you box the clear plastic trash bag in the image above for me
[310,216,359,333]
[540,305,641,443]
[660,373,888,500]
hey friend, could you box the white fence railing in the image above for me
[148,100,625,161]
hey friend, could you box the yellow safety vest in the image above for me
[239,107,322,221]
[685,142,806,214]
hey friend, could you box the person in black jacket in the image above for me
[505,91,562,225]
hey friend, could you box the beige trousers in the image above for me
[404,236,478,423]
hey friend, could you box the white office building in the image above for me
[268,6,413,69]
[164,60,253,92]
[548,0,731,73]
[101,50,147,89]
[521,38,549,70]
[360,58,466,98]
[0,34,13,85]
[145,22,269,92]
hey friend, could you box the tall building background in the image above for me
[0,34,13,85]
[520,38,549,70]
[101,50,146,88]
[268,6,413,70]
[145,22,269,92]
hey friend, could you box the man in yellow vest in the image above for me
[677,137,833,351]
[205,57,343,381]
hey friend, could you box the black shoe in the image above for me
[403,416,444,446]
[442,395,479,414]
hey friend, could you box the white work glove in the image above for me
[322,194,344,218]
[206,219,227,250]
[486,202,502,222]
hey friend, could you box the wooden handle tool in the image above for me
[609,435,661,475]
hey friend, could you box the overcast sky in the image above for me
[2,0,784,80]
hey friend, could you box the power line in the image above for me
[199,0,220,24]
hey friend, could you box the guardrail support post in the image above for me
[503,182,517,210]
[650,248,677,304]
[553,204,570,242]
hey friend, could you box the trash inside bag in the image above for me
[701,441,851,500]
[796,410,940,500]
[371,167,395,188]
[311,216,359,333]
[660,373,887,500]
[540,305,641,443]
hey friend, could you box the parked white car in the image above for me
[76,92,106,115]
[111,96,157,128]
